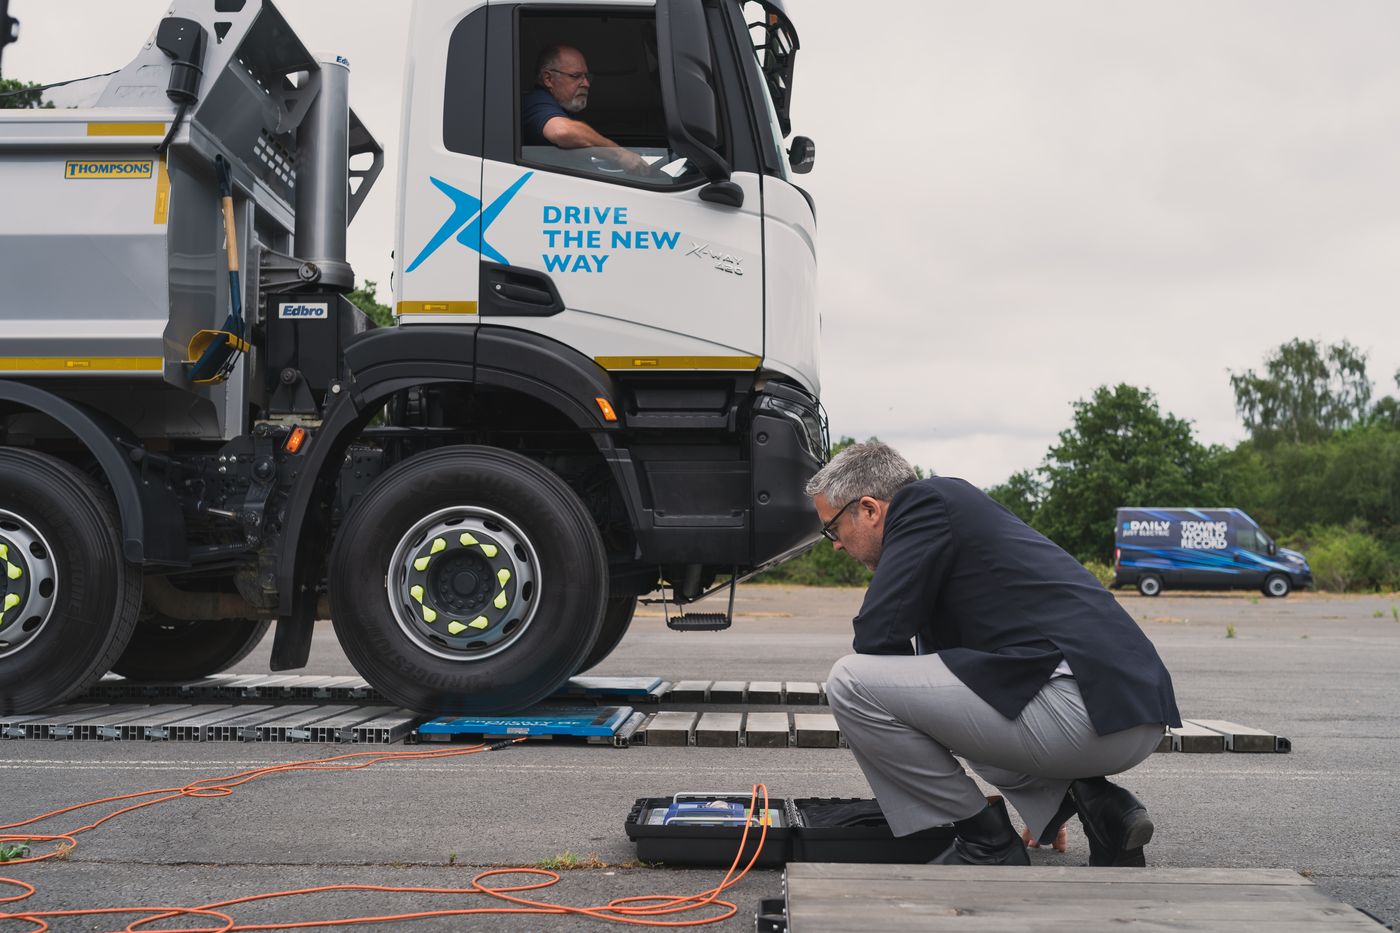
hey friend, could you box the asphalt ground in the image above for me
[2,586,1398,931]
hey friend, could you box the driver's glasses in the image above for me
[820,499,860,542]
[549,68,592,83]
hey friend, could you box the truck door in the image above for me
[395,2,487,326]
[472,0,764,373]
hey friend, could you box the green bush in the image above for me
[1080,559,1115,588]
[1291,526,1397,593]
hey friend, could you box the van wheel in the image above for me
[0,449,142,713]
[328,446,607,714]
[1136,574,1162,597]
[577,597,637,672]
[1263,574,1291,598]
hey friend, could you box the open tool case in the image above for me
[624,794,954,866]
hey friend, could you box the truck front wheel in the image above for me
[0,449,142,713]
[1263,573,1291,598]
[328,446,607,714]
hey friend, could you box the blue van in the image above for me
[1113,508,1312,597]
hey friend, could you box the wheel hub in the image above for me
[389,508,538,660]
[0,509,59,658]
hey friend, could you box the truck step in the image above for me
[667,612,732,632]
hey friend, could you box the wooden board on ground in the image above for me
[744,712,791,748]
[793,712,841,748]
[1186,718,1282,753]
[694,712,742,747]
[782,864,1387,932]
[639,711,696,747]
[1170,722,1226,753]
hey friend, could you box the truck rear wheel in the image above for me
[328,446,607,714]
[577,596,637,672]
[0,449,142,713]
[111,614,271,681]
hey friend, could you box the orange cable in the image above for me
[0,739,771,932]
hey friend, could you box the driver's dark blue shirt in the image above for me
[522,87,570,145]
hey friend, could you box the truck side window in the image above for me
[515,11,715,188]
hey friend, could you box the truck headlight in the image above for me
[756,392,827,464]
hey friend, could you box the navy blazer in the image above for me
[852,477,1182,735]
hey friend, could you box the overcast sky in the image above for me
[8,1,1399,487]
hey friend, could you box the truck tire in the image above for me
[111,615,271,681]
[577,596,637,672]
[328,446,607,714]
[0,449,142,713]
[1136,574,1162,597]
[1263,573,1291,598]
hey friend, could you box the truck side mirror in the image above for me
[657,0,740,204]
[788,136,815,174]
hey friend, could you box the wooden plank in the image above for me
[793,712,841,748]
[669,680,711,703]
[746,681,784,704]
[694,712,741,747]
[638,711,696,747]
[743,712,790,748]
[1186,718,1279,753]
[1171,723,1226,753]
[783,865,1386,932]
[787,864,1314,884]
[783,681,822,705]
[708,680,747,703]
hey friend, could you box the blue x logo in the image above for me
[405,172,533,272]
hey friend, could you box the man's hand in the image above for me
[1021,823,1069,852]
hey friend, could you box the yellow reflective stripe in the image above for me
[430,538,446,554]
[413,556,431,572]
[87,122,167,136]
[2,593,18,613]
[154,155,171,225]
[410,585,424,604]
[594,355,761,371]
[397,301,478,315]
[0,357,163,372]
[459,533,478,547]
[5,562,19,581]
[447,620,467,635]
[480,543,498,558]
[422,605,437,623]
[497,568,511,586]
[493,592,507,610]
[0,544,7,560]
[468,616,489,630]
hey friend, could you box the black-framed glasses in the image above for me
[548,68,593,83]
[820,498,860,542]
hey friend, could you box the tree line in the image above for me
[764,339,1400,593]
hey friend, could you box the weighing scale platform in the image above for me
[412,705,647,746]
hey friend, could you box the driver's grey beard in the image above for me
[562,95,588,114]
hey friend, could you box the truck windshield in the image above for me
[740,1,798,177]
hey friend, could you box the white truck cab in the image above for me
[0,0,822,716]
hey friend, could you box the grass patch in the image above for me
[534,851,609,871]
[0,842,31,863]
[1225,624,1237,639]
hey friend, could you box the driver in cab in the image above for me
[522,44,653,176]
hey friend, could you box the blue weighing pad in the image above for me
[416,705,636,741]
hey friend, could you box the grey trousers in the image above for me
[826,652,1164,840]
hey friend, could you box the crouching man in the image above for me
[809,442,1180,866]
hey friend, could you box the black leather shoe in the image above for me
[1069,776,1154,867]
[930,796,1031,866]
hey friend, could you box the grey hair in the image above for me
[535,44,573,81]
[804,441,919,503]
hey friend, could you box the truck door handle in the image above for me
[481,262,565,316]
